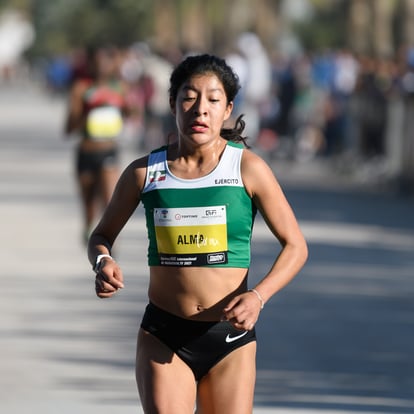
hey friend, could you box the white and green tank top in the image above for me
[141,141,257,267]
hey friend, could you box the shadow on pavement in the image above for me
[250,186,414,413]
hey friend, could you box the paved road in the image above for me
[1,81,414,414]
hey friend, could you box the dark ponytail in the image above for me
[220,114,250,148]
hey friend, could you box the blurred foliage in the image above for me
[30,0,155,56]
[1,0,155,57]
[294,1,348,51]
[0,0,408,59]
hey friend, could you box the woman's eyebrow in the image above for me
[182,85,224,94]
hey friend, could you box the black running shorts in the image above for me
[140,302,256,381]
[76,147,118,174]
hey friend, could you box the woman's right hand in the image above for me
[94,258,124,298]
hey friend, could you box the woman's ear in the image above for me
[224,101,234,121]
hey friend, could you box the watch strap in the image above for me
[93,254,113,273]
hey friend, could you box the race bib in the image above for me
[154,206,228,266]
[86,106,123,140]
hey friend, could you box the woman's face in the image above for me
[171,73,233,145]
[94,48,120,79]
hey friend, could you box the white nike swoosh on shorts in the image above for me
[225,331,248,343]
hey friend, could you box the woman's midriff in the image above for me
[148,266,249,321]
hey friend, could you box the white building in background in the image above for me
[0,9,35,81]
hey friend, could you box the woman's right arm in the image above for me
[88,157,148,297]
[64,81,86,135]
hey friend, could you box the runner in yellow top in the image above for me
[65,45,128,243]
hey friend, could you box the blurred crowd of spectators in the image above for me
[42,33,414,185]
[223,33,414,186]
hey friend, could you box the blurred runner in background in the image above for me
[65,45,129,243]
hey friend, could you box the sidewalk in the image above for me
[1,81,413,414]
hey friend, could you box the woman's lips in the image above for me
[190,122,208,132]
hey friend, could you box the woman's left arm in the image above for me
[243,149,308,302]
[223,150,308,329]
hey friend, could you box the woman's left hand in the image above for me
[222,291,263,331]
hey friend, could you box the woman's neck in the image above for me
[168,139,227,178]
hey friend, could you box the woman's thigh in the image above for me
[136,329,197,414]
[77,171,98,202]
[99,165,118,203]
[196,341,257,414]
